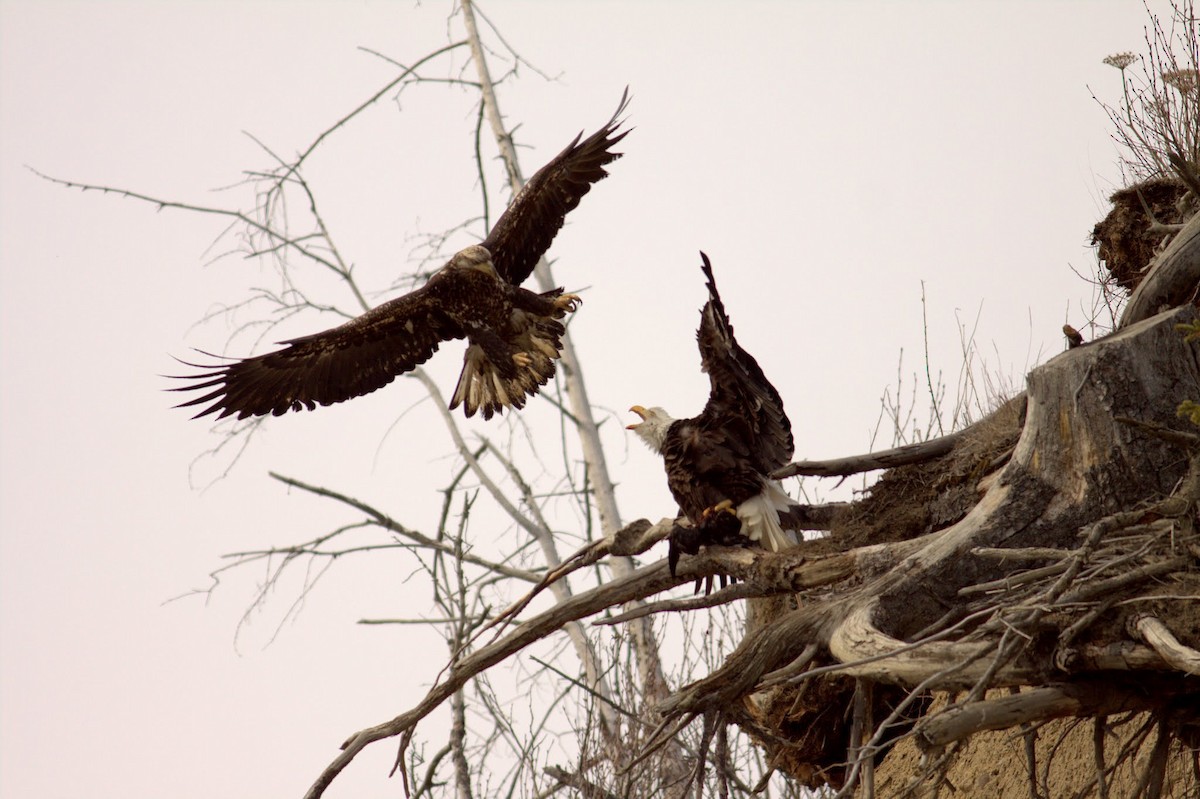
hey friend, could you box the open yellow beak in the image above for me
[626,405,648,430]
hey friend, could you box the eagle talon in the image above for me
[553,293,582,315]
[512,352,533,368]
[701,499,736,520]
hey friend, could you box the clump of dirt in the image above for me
[831,395,1025,551]
[1092,177,1190,292]
[742,672,929,790]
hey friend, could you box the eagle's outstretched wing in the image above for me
[693,252,794,472]
[172,93,629,423]
[483,89,630,286]
[170,286,459,420]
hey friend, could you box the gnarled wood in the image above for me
[1129,614,1200,676]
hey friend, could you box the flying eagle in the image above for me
[628,252,800,575]
[172,92,629,421]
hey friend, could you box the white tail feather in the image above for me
[736,481,798,552]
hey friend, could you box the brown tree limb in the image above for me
[1058,556,1192,605]
[595,582,768,625]
[1055,641,1175,673]
[479,517,673,644]
[972,546,1072,562]
[916,683,1154,750]
[771,429,966,479]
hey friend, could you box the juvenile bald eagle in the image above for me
[172,91,629,421]
[628,252,799,575]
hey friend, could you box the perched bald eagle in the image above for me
[172,92,629,421]
[628,252,800,575]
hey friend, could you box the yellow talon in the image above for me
[554,293,582,314]
[512,352,533,368]
[701,499,736,519]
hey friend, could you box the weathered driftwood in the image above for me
[1129,614,1200,676]
[1056,641,1176,673]
[916,683,1153,750]
[772,432,964,478]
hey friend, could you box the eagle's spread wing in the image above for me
[693,252,794,472]
[483,89,630,286]
[170,286,460,420]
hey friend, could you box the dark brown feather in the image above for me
[169,285,458,420]
[655,253,794,522]
[483,89,630,286]
[693,251,794,473]
[655,254,797,574]
[661,421,764,520]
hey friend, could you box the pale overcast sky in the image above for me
[0,1,1160,796]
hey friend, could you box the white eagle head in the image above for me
[627,405,675,453]
[448,244,498,278]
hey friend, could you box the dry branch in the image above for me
[771,429,966,479]
[303,555,706,799]
[916,684,1155,750]
[828,604,1036,687]
[268,472,541,582]
[1056,641,1177,673]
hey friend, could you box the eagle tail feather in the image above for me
[449,346,486,417]
[451,342,558,420]
[736,481,799,552]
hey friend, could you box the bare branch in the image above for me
[268,472,542,582]
[771,429,967,479]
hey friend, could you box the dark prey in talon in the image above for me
[170,90,630,422]
[628,251,802,579]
